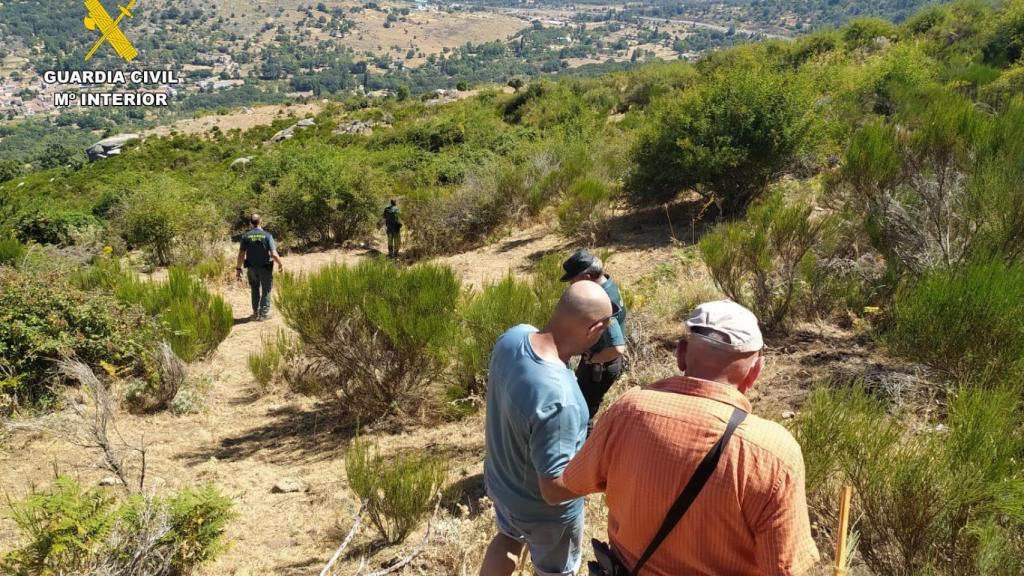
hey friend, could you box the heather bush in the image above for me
[0,235,27,267]
[834,89,1024,276]
[345,438,448,544]
[699,190,839,332]
[264,144,384,246]
[0,477,234,576]
[73,260,233,363]
[277,260,460,421]
[247,330,296,391]
[453,275,550,401]
[557,177,614,243]
[887,261,1024,388]
[792,385,1024,576]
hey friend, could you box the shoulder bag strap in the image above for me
[629,406,748,575]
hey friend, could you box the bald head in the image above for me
[555,280,612,324]
[251,213,262,227]
[546,281,613,358]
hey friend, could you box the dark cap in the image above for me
[560,249,599,282]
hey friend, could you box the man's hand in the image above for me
[235,267,243,281]
[277,262,284,273]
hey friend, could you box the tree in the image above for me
[36,141,83,170]
[628,64,814,216]
[0,159,22,183]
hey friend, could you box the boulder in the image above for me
[268,119,316,144]
[87,133,140,161]
[230,156,253,169]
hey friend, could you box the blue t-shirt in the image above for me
[240,228,277,268]
[484,325,588,523]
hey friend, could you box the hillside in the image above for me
[3,1,1024,574]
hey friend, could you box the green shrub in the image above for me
[345,438,448,544]
[0,267,157,408]
[14,209,95,246]
[73,260,233,363]
[454,275,549,402]
[247,330,295,391]
[841,17,899,50]
[699,190,838,332]
[265,144,384,246]
[1,476,234,576]
[791,385,1024,576]
[407,160,530,256]
[628,64,814,216]
[277,260,461,422]
[112,175,223,266]
[888,261,1024,387]
[557,177,614,243]
[833,86,1024,276]
[0,235,27,267]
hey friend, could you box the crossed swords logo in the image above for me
[83,0,139,62]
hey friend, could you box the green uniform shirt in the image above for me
[590,275,627,355]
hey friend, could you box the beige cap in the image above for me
[685,300,764,353]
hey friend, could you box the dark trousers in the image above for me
[575,356,624,426]
[387,229,402,257]
[247,267,273,317]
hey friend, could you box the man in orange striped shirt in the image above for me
[545,300,819,576]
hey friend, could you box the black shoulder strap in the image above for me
[630,407,748,575]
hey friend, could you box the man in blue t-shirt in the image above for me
[235,214,284,321]
[560,250,628,432]
[481,281,616,576]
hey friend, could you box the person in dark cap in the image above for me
[560,249,627,431]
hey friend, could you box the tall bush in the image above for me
[454,275,549,400]
[833,87,1024,275]
[699,190,838,332]
[0,235,27,267]
[73,260,233,363]
[888,261,1024,387]
[265,145,384,246]
[277,260,461,421]
[628,64,814,216]
[345,438,448,544]
[557,177,614,243]
[792,385,1024,576]
[112,175,223,266]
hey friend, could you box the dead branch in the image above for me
[57,357,147,494]
[362,494,443,576]
[320,501,368,576]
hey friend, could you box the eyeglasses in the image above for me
[589,313,616,331]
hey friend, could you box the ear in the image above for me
[676,339,687,373]
[740,353,763,393]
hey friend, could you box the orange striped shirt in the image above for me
[563,376,819,576]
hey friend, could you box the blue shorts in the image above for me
[493,498,583,576]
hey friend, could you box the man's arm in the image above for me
[529,403,586,506]
[268,235,283,272]
[588,345,626,365]
[236,246,245,278]
[753,459,820,576]
[538,475,582,505]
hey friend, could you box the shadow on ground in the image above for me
[177,402,355,465]
[603,197,717,250]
